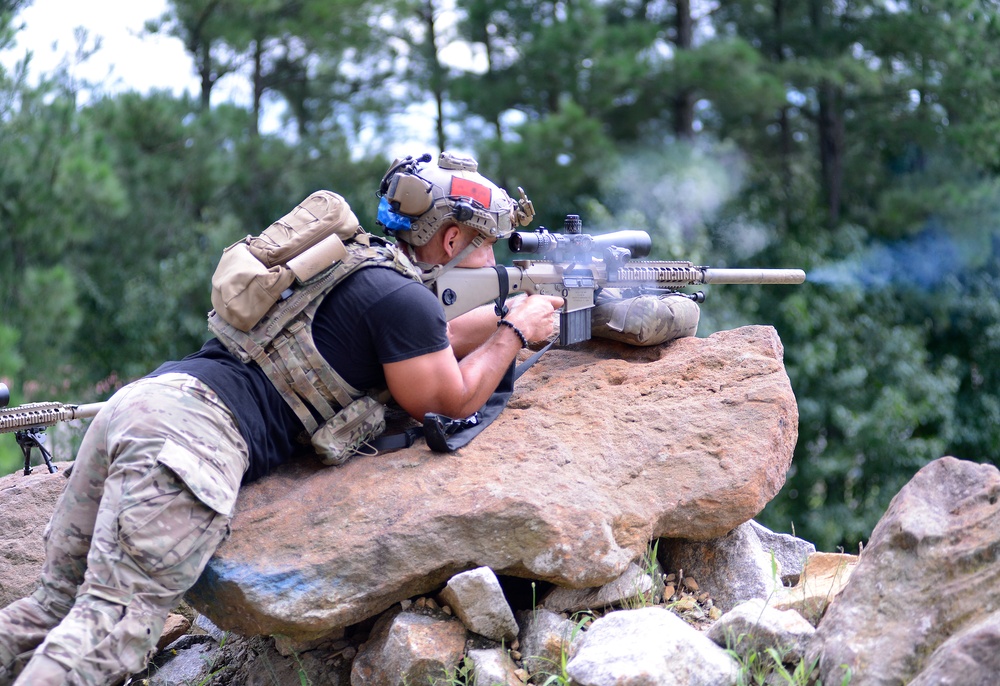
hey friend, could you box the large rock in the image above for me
[0,464,70,608]
[658,520,782,612]
[809,457,1000,685]
[188,326,798,639]
[565,606,739,685]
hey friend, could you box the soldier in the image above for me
[0,152,563,686]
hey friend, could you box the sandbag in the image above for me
[591,288,700,346]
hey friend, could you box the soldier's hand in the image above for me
[506,294,563,343]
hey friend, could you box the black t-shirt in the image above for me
[151,266,449,482]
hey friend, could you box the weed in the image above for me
[527,611,592,686]
[289,647,313,686]
[726,635,813,686]
[433,656,475,685]
[725,634,852,686]
[620,540,662,610]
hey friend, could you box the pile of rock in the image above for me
[138,515,828,685]
[140,456,1000,685]
[5,328,999,684]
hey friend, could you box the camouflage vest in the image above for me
[208,234,423,465]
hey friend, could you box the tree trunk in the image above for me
[421,0,447,151]
[198,40,212,110]
[251,38,263,138]
[811,0,844,225]
[773,0,791,231]
[672,0,695,139]
[817,82,844,224]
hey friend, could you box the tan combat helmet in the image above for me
[376,151,534,247]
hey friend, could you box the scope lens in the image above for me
[0,383,9,408]
[509,233,533,252]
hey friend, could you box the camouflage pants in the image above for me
[0,373,249,686]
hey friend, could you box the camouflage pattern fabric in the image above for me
[312,394,386,466]
[0,373,248,686]
[591,288,701,346]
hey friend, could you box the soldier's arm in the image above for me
[446,304,501,359]
[385,294,561,419]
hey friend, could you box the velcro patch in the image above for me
[451,177,492,207]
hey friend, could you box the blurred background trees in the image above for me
[2,0,998,552]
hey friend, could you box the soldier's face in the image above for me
[453,225,497,269]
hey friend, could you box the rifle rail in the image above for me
[0,402,104,434]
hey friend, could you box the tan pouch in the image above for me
[312,395,386,466]
[211,241,296,332]
[591,288,700,346]
[210,190,361,332]
[247,190,360,267]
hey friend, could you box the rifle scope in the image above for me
[509,228,652,259]
[0,383,8,408]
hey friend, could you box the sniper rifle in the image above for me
[0,383,104,475]
[427,215,807,345]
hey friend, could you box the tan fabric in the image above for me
[591,288,700,346]
[211,190,361,333]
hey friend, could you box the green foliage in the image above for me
[2,0,1000,555]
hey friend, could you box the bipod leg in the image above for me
[15,429,56,475]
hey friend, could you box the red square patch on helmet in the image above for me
[451,177,492,207]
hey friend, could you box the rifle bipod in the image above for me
[16,428,57,476]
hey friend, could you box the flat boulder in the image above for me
[188,325,798,639]
[0,464,70,608]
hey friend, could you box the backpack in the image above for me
[211,190,361,332]
[208,190,424,465]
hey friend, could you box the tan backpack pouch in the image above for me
[248,190,360,267]
[311,395,386,466]
[211,241,296,332]
[286,232,348,282]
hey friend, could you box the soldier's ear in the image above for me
[440,223,464,257]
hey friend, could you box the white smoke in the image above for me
[593,138,758,261]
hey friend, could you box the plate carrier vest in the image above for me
[207,193,424,465]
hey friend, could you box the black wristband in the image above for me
[498,318,529,348]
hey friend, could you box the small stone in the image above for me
[674,596,697,611]
[511,638,519,650]
[683,577,700,592]
[425,597,439,610]
[665,573,676,583]
[510,649,522,661]
[663,584,676,599]
[698,592,710,602]
[400,599,412,610]
[514,668,529,682]
[442,605,452,616]
[709,606,723,620]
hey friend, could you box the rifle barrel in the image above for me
[701,268,806,285]
[0,401,106,433]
